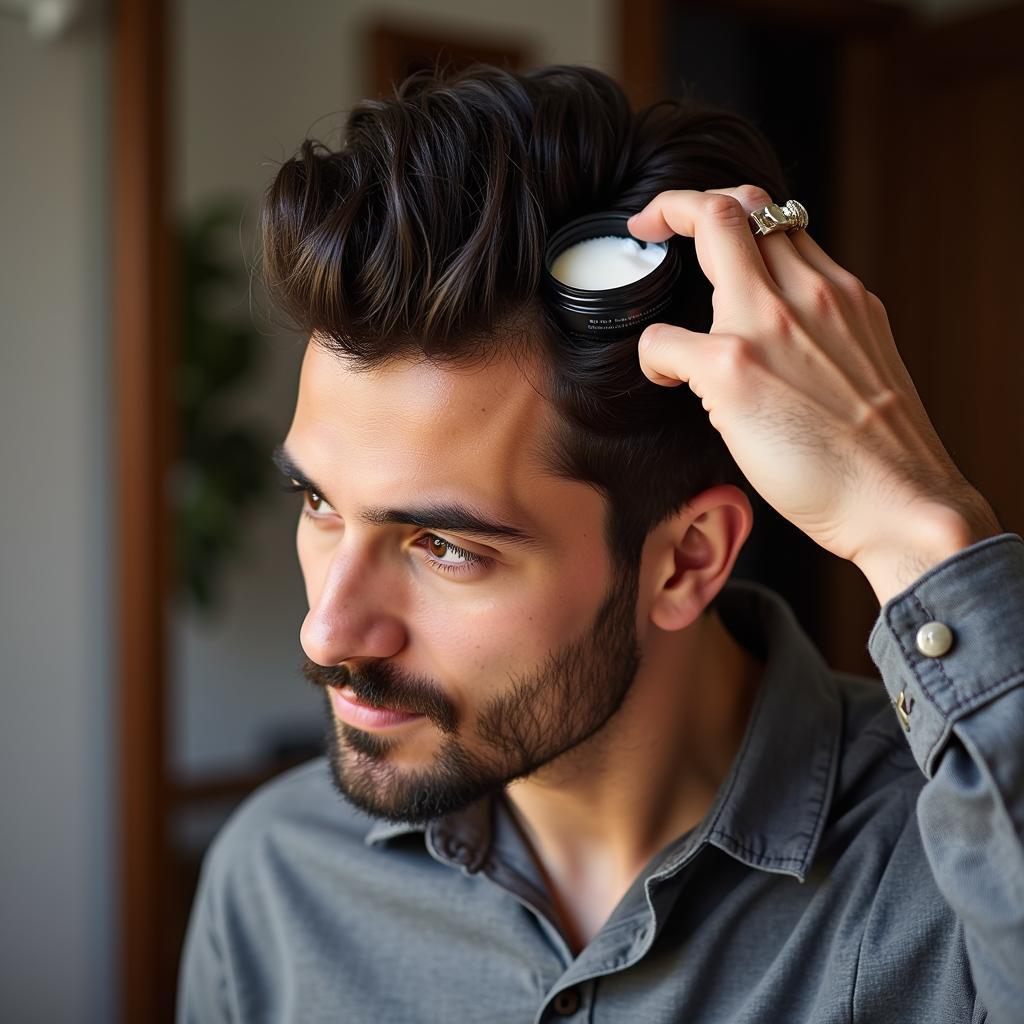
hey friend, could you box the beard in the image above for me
[301,561,642,825]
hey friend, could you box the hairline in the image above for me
[306,326,643,571]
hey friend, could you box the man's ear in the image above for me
[645,485,753,632]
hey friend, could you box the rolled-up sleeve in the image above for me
[868,532,1024,1024]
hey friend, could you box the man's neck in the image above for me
[501,607,764,952]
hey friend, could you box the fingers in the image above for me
[789,230,872,307]
[637,322,705,390]
[707,186,818,298]
[627,187,777,302]
[704,187,870,314]
[788,229,847,278]
[629,185,878,359]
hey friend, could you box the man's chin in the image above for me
[323,721,509,826]
[324,756,485,826]
[335,718,402,758]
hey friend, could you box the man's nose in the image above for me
[300,547,407,666]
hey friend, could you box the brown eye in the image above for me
[422,535,477,566]
[305,490,323,512]
[418,534,485,574]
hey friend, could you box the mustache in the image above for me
[301,656,458,733]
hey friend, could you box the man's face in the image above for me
[282,340,644,824]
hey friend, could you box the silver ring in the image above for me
[749,199,809,237]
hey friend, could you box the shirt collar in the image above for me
[694,579,841,882]
[364,818,424,845]
[366,579,841,883]
[364,791,491,872]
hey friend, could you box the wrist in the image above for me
[853,497,1002,606]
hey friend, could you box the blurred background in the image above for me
[2,0,1021,1020]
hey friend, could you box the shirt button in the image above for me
[916,621,954,657]
[552,988,581,1016]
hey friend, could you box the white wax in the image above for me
[549,234,667,290]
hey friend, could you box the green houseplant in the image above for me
[175,198,272,611]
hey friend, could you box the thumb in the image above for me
[637,322,708,389]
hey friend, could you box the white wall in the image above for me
[0,14,114,1024]
[171,0,616,781]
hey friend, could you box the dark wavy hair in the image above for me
[259,63,787,568]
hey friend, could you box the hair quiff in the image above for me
[259,63,787,566]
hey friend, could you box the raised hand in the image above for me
[627,185,1001,604]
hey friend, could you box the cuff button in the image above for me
[916,620,954,658]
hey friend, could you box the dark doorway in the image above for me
[661,5,845,643]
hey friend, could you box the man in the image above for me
[178,65,1023,1022]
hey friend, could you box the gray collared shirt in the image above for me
[177,534,1024,1024]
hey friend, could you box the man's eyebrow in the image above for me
[272,444,335,504]
[360,504,541,549]
[271,444,543,549]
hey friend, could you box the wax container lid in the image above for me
[541,210,682,341]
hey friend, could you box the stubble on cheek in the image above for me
[316,561,641,823]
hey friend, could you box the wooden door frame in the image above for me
[619,0,907,108]
[113,0,174,1019]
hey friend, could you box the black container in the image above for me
[542,210,682,341]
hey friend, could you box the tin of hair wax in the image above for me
[541,210,682,341]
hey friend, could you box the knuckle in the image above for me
[762,294,796,337]
[703,194,748,228]
[807,276,842,317]
[643,189,671,209]
[866,290,887,318]
[712,333,757,374]
[734,184,773,211]
[650,188,688,211]
[836,270,867,305]
[842,271,866,296]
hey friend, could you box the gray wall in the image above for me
[0,14,114,1024]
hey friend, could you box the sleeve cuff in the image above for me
[867,532,1024,777]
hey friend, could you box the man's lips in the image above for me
[328,685,426,731]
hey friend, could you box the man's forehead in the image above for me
[290,339,560,496]
[299,338,544,432]
[301,336,542,402]
[286,339,611,570]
